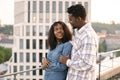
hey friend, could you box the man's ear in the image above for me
[78,17,81,21]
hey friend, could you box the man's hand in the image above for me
[42,58,50,68]
[59,55,70,65]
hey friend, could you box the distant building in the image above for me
[5,0,91,80]
[0,39,13,48]
[115,30,120,35]
[100,35,120,51]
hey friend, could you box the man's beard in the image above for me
[72,26,77,29]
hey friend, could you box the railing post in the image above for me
[98,54,101,80]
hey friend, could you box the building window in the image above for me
[33,39,36,49]
[39,13,43,23]
[33,53,36,62]
[33,66,36,75]
[46,1,50,23]
[39,68,43,75]
[65,1,69,22]
[45,26,49,36]
[28,1,30,23]
[39,1,43,13]
[20,52,24,62]
[45,53,47,58]
[33,1,36,13]
[46,39,48,49]
[72,1,75,5]
[13,66,17,72]
[52,1,56,22]
[39,1,43,23]
[39,25,43,36]
[84,2,88,14]
[59,1,63,21]
[26,25,30,36]
[9,66,11,73]
[52,1,56,13]
[26,53,30,62]
[46,1,50,13]
[14,52,17,63]
[39,53,42,62]
[32,14,36,23]
[32,1,36,23]
[39,39,43,49]
[46,14,50,23]
[20,39,23,49]
[65,1,69,12]
[26,39,30,49]
[59,1,62,13]
[20,66,24,75]
[78,2,82,4]
[33,25,36,36]
[26,66,30,75]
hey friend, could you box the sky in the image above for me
[0,0,120,25]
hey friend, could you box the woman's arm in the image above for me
[48,42,72,71]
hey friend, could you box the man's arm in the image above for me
[60,37,98,71]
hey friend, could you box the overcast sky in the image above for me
[0,0,120,24]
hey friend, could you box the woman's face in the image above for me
[54,24,64,43]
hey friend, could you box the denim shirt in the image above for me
[44,42,72,80]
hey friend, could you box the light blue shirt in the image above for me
[44,42,72,80]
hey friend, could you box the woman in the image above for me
[42,21,72,80]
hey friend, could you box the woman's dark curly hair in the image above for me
[67,4,86,20]
[48,21,72,50]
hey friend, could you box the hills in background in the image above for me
[0,22,120,35]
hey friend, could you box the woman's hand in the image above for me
[42,58,50,68]
[59,55,70,65]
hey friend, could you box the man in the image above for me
[60,4,98,80]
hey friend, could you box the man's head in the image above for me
[67,4,86,29]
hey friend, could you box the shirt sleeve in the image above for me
[66,37,97,71]
[48,42,73,71]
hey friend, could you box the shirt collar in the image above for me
[75,23,91,34]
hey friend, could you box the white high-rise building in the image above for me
[5,0,91,80]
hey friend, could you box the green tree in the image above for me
[0,46,12,63]
[99,40,107,52]
[0,50,5,63]
[4,48,12,61]
[116,48,120,57]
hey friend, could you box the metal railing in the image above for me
[0,66,43,80]
[0,49,120,80]
[97,49,120,80]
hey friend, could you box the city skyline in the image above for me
[0,0,120,25]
